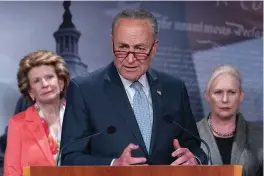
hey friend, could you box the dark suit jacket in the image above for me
[60,62,207,165]
[14,96,33,115]
[0,151,3,176]
[197,113,263,176]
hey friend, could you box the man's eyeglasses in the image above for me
[113,42,155,60]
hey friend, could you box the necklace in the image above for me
[208,117,235,138]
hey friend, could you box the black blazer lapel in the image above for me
[104,63,148,154]
[147,69,163,157]
[198,117,223,164]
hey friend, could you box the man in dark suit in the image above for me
[60,8,207,166]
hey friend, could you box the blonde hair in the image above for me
[17,50,70,101]
[206,64,242,92]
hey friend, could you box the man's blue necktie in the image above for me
[130,81,153,152]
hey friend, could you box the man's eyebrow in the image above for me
[134,43,147,47]
[117,42,147,47]
[117,42,128,46]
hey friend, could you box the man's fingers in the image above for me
[118,143,148,166]
[124,143,139,154]
[171,148,188,157]
[170,154,189,165]
[129,157,147,165]
[173,139,181,150]
[171,150,196,166]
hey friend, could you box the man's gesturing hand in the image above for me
[112,143,147,166]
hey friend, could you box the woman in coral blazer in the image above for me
[4,50,69,176]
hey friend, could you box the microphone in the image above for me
[164,115,212,165]
[57,126,116,166]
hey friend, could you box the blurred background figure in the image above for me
[4,50,70,176]
[197,65,263,176]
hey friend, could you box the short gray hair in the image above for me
[206,64,242,92]
[111,8,159,40]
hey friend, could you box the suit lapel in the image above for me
[104,63,148,154]
[25,106,55,165]
[231,113,246,164]
[147,70,163,157]
[200,117,223,164]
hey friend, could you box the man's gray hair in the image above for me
[111,8,159,40]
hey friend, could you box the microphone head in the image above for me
[107,126,116,134]
[164,114,173,124]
